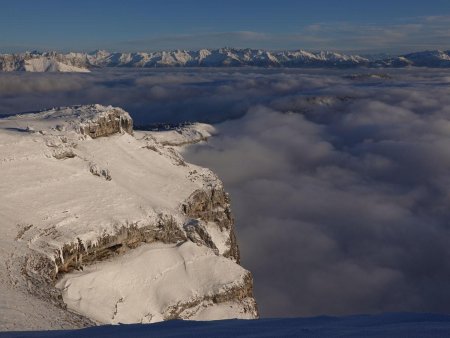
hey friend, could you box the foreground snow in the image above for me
[1,313,450,337]
[56,242,255,324]
[0,105,256,330]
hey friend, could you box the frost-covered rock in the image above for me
[5,104,133,138]
[0,105,257,330]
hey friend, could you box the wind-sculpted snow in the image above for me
[0,105,257,330]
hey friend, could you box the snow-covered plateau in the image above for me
[0,104,257,331]
[2,48,450,72]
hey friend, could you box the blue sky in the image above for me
[1,0,450,53]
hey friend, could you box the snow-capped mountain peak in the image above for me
[2,48,450,72]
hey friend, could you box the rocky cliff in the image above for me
[0,105,257,330]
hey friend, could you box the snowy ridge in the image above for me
[0,105,257,330]
[2,48,450,71]
[373,50,450,67]
[1,48,368,71]
[85,48,369,68]
[22,58,90,73]
[0,51,90,72]
[148,123,216,147]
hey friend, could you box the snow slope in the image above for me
[56,242,255,324]
[0,105,257,330]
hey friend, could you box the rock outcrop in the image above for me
[183,188,240,261]
[0,105,257,330]
[78,107,133,138]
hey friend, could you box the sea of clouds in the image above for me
[3,68,450,317]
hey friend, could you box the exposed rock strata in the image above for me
[183,188,240,262]
[78,109,133,138]
[164,272,258,320]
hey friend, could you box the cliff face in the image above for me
[183,188,240,262]
[0,105,257,330]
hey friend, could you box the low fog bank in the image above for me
[3,68,450,317]
[1,67,443,125]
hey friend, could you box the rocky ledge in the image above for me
[0,105,257,330]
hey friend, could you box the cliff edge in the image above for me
[0,105,257,330]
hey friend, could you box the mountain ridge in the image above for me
[2,48,450,71]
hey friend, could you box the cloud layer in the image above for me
[0,68,347,123]
[183,69,450,316]
[3,68,450,317]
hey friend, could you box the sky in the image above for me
[1,0,450,54]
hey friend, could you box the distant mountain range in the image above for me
[1,48,450,72]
